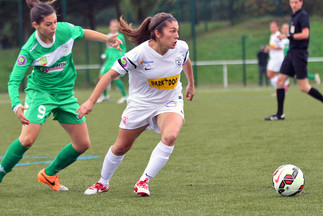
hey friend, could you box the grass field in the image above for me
[1,86,323,215]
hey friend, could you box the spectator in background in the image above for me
[257,45,269,86]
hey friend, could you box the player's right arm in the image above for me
[77,69,120,118]
[77,47,140,118]
[8,49,32,125]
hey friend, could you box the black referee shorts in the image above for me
[280,50,308,79]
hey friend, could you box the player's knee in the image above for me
[276,79,285,88]
[162,133,178,146]
[19,136,35,148]
[112,143,132,156]
[299,85,310,93]
[79,140,91,153]
[82,141,91,151]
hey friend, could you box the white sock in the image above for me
[140,141,174,182]
[270,75,278,89]
[98,147,124,186]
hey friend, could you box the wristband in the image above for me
[13,104,22,114]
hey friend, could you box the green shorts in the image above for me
[24,89,85,125]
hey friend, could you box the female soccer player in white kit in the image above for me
[266,21,289,92]
[77,12,195,196]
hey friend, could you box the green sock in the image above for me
[308,73,315,80]
[103,89,107,97]
[45,143,82,176]
[115,79,127,97]
[0,139,29,182]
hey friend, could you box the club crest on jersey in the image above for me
[17,55,27,66]
[175,57,182,68]
[148,74,180,90]
[121,57,128,67]
[40,57,48,66]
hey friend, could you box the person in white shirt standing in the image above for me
[266,21,289,93]
[77,12,195,197]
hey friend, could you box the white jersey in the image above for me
[269,31,284,60]
[112,40,189,105]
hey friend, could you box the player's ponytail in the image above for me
[119,16,152,45]
[26,0,56,24]
[119,12,177,45]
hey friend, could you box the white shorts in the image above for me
[119,98,184,133]
[267,58,284,72]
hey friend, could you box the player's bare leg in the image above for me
[84,125,147,195]
[0,123,42,183]
[135,113,183,196]
[38,122,90,191]
[297,78,323,103]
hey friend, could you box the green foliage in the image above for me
[1,87,323,215]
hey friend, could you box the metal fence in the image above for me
[75,57,323,88]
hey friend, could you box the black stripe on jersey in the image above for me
[183,51,189,64]
[127,57,137,69]
[118,59,128,72]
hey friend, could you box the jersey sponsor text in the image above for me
[148,74,180,90]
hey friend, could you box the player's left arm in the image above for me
[293,27,309,40]
[292,14,310,40]
[83,29,123,51]
[183,58,195,101]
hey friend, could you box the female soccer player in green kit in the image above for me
[0,0,122,191]
[97,19,128,104]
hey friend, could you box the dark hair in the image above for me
[119,12,177,45]
[26,0,56,24]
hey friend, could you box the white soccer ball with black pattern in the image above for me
[272,164,305,197]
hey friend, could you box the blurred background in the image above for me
[1,0,323,92]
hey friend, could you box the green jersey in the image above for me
[8,22,84,110]
[103,32,127,69]
[281,38,290,56]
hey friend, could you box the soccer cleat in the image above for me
[134,178,150,197]
[315,73,321,85]
[264,114,285,121]
[96,95,110,103]
[117,96,127,104]
[37,169,68,191]
[84,182,109,195]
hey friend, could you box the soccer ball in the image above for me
[272,164,305,197]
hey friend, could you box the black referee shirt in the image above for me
[290,8,310,50]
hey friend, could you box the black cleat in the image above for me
[264,114,285,121]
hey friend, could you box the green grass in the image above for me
[1,87,323,215]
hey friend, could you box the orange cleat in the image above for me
[37,169,68,191]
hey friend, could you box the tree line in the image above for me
[1,0,322,48]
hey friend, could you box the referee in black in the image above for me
[265,0,323,121]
